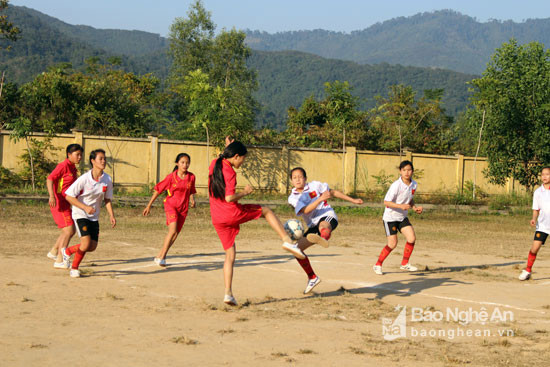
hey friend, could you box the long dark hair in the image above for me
[209,141,247,200]
[66,144,83,157]
[173,153,191,172]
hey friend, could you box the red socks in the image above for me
[320,228,331,240]
[376,245,393,266]
[296,256,316,279]
[526,251,537,272]
[72,249,86,270]
[66,244,80,256]
[402,242,415,266]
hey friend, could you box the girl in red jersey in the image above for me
[46,144,83,269]
[143,153,196,267]
[209,141,303,306]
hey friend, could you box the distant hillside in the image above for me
[246,10,550,74]
[0,5,475,129]
[248,50,475,129]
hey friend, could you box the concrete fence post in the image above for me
[345,146,357,194]
[456,153,465,193]
[279,146,290,195]
[148,135,159,186]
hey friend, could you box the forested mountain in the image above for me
[249,51,475,129]
[246,10,550,75]
[0,5,476,129]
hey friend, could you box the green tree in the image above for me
[167,1,256,144]
[470,39,550,190]
[0,0,20,48]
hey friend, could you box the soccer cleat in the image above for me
[306,233,329,248]
[53,261,70,269]
[154,257,166,267]
[282,242,306,259]
[518,269,531,281]
[304,276,321,294]
[223,294,238,306]
[373,265,383,275]
[69,269,81,278]
[47,251,57,260]
[400,263,418,272]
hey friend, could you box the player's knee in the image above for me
[261,206,272,216]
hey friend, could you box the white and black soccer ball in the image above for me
[284,219,304,241]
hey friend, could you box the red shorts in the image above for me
[213,204,263,250]
[50,207,73,229]
[165,208,187,233]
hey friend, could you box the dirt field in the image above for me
[1,202,550,366]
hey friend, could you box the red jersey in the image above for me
[154,171,196,214]
[47,159,78,211]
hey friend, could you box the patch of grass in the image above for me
[171,336,198,345]
[218,328,235,335]
[29,343,48,349]
[271,352,288,358]
[21,297,33,302]
[349,346,366,355]
[235,317,248,322]
[6,281,20,286]
[297,349,316,354]
[98,292,123,301]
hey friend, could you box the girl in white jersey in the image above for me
[288,167,363,293]
[518,166,550,280]
[63,149,116,278]
[373,160,423,275]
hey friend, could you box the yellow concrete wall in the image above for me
[0,130,528,195]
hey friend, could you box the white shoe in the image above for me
[47,252,57,260]
[62,248,72,263]
[282,242,306,259]
[518,269,531,281]
[223,294,238,306]
[373,265,383,275]
[400,263,418,272]
[54,261,70,269]
[69,269,81,278]
[154,257,166,267]
[306,234,329,248]
[304,276,321,294]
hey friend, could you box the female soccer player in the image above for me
[209,140,303,305]
[373,160,423,275]
[288,167,363,294]
[519,166,550,280]
[46,143,83,269]
[143,153,196,267]
[62,149,116,278]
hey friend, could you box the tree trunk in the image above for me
[25,136,36,191]
[473,110,486,200]
[205,124,210,164]
[0,71,5,99]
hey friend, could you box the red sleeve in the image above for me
[154,173,172,194]
[47,162,65,181]
[224,164,236,196]
[190,174,197,195]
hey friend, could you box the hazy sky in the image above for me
[9,0,550,36]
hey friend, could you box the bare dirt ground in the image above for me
[1,202,550,366]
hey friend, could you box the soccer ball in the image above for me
[284,219,304,241]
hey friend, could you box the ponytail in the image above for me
[173,153,191,172]
[209,141,247,200]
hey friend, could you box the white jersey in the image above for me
[65,170,114,221]
[382,178,418,222]
[288,181,337,228]
[533,185,550,234]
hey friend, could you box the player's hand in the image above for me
[143,206,151,216]
[320,190,332,201]
[190,200,196,208]
[110,216,116,228]
[530,219,536,227]
[353,198,363,205]
[85,205,96,215]
[49,196,56,208]
[225,136,235,147]
[401,204,412,210]
[414,206,423,214]
[243,184,254,195]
